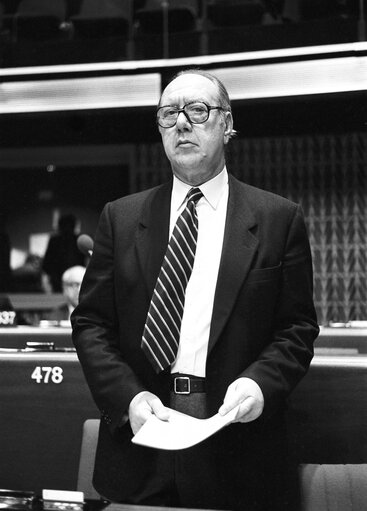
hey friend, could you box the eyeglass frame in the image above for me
[156,101,224,128]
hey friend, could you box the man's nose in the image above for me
[176,110,192,130]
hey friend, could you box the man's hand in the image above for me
[128,391,170,435]
[218,377,264,423]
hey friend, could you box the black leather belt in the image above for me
[171,374,206,394]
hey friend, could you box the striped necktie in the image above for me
[141,187,203,372]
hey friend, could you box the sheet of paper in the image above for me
[131,406,239,450]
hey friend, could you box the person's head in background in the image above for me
[58,214,77,236]
[62,265,86,310]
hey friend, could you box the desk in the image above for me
[4,294,67,328]
[0,496,212,511]
[2,324,367,352]
[105,504,217,511]
[0,351,99,493]
[316,325,367,354]
[0,330,366,494]
[288,354,367,463]
[0,326,73,349]
[8,294,65,311]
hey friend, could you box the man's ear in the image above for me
[223,111,234,143]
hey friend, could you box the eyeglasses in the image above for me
[156,101,223,128]
[63,282,81,288]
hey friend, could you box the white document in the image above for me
[131,406,239,450]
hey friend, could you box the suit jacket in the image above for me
[72,174,319,508]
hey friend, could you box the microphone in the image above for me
[77,234,94,257]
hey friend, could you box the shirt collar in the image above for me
[172,167,228,211]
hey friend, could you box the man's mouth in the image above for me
[177,140,195,147]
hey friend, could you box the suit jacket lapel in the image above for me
[136,181,172,298]
[208,175,259,355]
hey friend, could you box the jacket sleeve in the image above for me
[242,204,319,420]
[71,203,146,431]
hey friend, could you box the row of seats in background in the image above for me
[0,0,363,64]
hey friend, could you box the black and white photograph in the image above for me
[1,2,367,510]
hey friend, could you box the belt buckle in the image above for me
[174,376,191,395]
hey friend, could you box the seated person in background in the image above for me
[43,214,86,292]
[44,265,86,324]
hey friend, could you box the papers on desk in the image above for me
[131,406,239,450]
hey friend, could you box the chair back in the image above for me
[17,0,66,18]
[141,0,198,16]
[77,419,100,500]
[77,0,131,18]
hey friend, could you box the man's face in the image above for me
[158,74,233,186]
[62,280,82,308]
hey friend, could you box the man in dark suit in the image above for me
[72,69,319,511]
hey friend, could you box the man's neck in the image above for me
[172,164,226,187]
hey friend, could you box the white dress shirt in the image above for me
[170,168,229,377]
[129,168,264,421]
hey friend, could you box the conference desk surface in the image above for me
[7,294,65,311]
[0,326,74,349]
[2,324,367,351]
[0,497,211,511]
[98,503,218,511]
[317,325,367,353]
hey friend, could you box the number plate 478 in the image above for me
[31,366,63,384]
